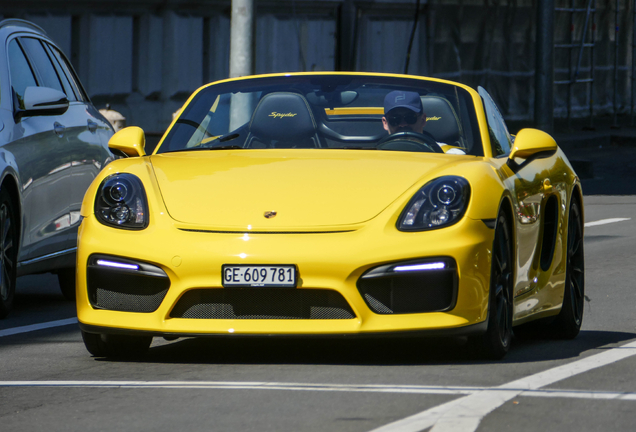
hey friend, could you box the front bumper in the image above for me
[76,214,494,337]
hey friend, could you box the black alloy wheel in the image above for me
[551,199,585,338]
[0,189,18,319]
[471,211,514,359]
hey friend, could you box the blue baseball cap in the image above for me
[384,90,422,114]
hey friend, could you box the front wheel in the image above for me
[470,211,514,360]
[81,330,152,358]
[550,199,585,338]
[0,189,18,319]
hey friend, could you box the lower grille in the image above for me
[94,286,168,313]
[357,258,458,314]
[170,288,355,319]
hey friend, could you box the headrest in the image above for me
[249,92,317,141]
[421,96,463,147]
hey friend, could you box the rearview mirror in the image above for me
[305,91,358,107]
[508,128,557,160]
[108,126,147,157]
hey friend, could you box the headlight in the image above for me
[94,174,149,229]
[397,176,470,231]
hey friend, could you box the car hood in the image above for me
[150,150,461,230]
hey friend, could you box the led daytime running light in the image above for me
[96,259,139,270]
[393,262,445,272]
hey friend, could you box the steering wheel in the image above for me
[376,131,444,153]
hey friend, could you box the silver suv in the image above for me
[0,19,114,317]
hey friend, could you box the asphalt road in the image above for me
[1,195,635,432]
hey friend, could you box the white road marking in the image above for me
[584,217,631,227]
[0,342,635,431]
[0,381,480,393]
[0,317,77,338]
[370,339,636,432]
[1,380,636,402]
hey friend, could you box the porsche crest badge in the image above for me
[264,211,277,219]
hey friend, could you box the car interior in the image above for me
[158,76,484,156]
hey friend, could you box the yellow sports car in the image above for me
[76,72,584,359]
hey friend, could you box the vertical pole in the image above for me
[567,0,574,129]
[632,0,636,125]
[337,0,357,71]
[202,17,211,84]
[589,0,596,128]
[229,0,254,78]
[404,0,422,74]
[612,0,619,127]
[535,0,555,134]
[229,0,255,131]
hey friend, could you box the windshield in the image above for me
[157,75,483,156]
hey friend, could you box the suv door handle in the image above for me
[54,122,66,137]
[87,120,98,133]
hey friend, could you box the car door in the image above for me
[5,35,110,263]
[478,87,559,319]
[37,39,114,252]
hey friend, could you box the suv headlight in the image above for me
[397,176,470,231]
[94,174,149,229]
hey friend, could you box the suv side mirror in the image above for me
[16,86,69,120]
[108,126,147,157]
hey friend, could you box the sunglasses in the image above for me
[386,113,419,127]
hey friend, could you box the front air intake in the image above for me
[87,254,170,313]
[170,288,355,319]
[357,258,458,314]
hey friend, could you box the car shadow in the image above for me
[97,329,636,366]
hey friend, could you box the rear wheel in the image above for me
[470,211,514,359]
[81,330,152,358]
[550,199,585,338]
[57,268,76,300]
[0,190,18,319]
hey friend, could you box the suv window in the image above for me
[20,37,65,94]
[8,39,37,109]
[42,42,78,102]
[478,87,512,156]
[47,45,87,102]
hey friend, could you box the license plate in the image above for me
[222,264,297,288]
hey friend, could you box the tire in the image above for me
[550,199,585,338]
[81,330,152,358]
[57,268,76,301]
[470,211,514,360]
[0,189,18,319]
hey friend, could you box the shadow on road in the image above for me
[95,329,636,366]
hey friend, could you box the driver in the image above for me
[382,90,429,136]
[382,91,465,154]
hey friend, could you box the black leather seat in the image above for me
[421,96,464,148]
[246,92,322,148]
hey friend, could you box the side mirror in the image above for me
[108,126,146,157]
[508,128,557,160]
[16,86,69,120]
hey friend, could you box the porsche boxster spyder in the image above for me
[76,72,584,359]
